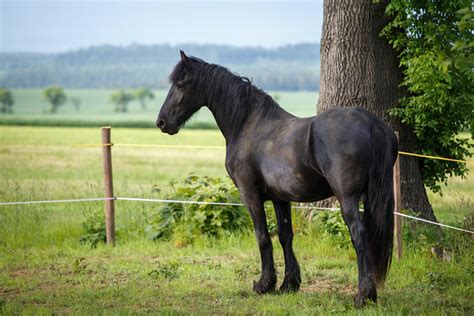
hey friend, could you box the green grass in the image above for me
[0,126,226,194]
[0,126,473,314]
[0,89,319,128]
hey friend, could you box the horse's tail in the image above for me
[364,125,398,286]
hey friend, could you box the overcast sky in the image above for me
[0,0,324,53]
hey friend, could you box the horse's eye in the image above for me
[176,82,184,89]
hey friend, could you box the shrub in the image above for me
[147,260,181,280]
[80,209,106,248]
[402,209,473,258]
[146,175,252,244]
[311,211,351,248]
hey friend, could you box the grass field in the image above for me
[0,126,473,314]
[0,89,318,128]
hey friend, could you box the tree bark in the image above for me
[316,0,438,222]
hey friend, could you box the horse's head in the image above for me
[156,50,204,135]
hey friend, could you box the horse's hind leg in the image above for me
[339,196,377,307]
[240,190,276,294]
[273,201,301,292]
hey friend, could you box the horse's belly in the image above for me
[262,166,332,202]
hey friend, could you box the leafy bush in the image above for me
[402,209,473,258]
[80,209,106,248]
[147,260,182,280]
[146,175,252,245]
[311,211,351,248]
[264,206,278,237]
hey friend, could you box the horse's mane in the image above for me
[169,56,278,132]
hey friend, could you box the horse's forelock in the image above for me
[168,60,186,84]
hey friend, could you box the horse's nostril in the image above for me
[157,119,165,129]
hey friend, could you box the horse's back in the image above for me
[311,107,395,155]
[308,107,397,197]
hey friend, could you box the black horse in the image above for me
[157,51,398,307]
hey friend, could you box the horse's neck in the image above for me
[206,94,291,143]
[205,103,239,143]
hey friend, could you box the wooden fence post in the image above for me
[393,132,402,259]
[101,127,115,246]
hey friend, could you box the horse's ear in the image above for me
[180,50,191,68]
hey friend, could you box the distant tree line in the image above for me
[0,86,154,114]
[0,43,320,91]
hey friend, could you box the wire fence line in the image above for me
[0,196,337,211]
[393,212,473,234]
[115,197,341,211]
[0,197,115,205]
[1,142,473,165]
[397,151,474,165]
[0,143,113,149]
[115,144,225,150]
[1,139,472,236]
[1,196,472,234]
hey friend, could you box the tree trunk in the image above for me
[316,0,437,222]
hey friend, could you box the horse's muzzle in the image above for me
[156,119,178,135]
[156,119,165,130]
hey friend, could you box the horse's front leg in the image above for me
[272,201,301,292]
[240,190,276,294]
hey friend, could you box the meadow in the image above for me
[0,125,473,314]
[0,89,318,128]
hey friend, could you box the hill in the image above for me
[0,43,320,91]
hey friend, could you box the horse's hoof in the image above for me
[368,288,377,302]
[353,294,367,308]
[279,275,301,293]
[253,277,276,295]
[353,290,377,308]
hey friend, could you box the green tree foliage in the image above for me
[43,86,67,113]
[69,96,81,112]
[109,89,133,112]
[382,0,474,193]
[0,87,14,113]
[133,87,154,110]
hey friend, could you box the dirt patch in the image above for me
[301,277,355,296]
[9,267,46,278]
[0,287,21,298]
[4,263,133,300]
[145,254,242,266]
